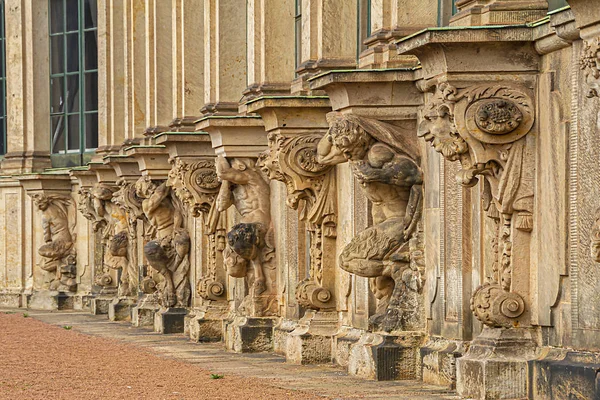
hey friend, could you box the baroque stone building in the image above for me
[0,0,598,398]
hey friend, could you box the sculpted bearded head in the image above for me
[257,134,285,181]
[135,176,157,199]
[32,194,50,211]
[325,115,373,162]
[418,86,468,161]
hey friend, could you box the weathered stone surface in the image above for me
[108,298,135,322]
[154,307,188,334]
[224,316,275,353]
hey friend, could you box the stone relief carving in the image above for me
[591,209,600,263]
[580,36,600,98]
[215,155,277,316]
[78,184,137,297]
[418,82,535,328]
[258,132,337,310]
[318,112,425,332]
[167,158,227,301]
[33,193,78,292]
[135,176,191,307]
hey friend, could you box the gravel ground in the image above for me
[0,312,322,400]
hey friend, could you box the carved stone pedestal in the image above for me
[333,326,364,368]
[530,349,600,400]
[348,331,426,381]
[0,292,25,308]
[108,298,135,321]
[273,319,297,355]
[131,296,160,327]
[187,308,227,342]
[285,310,337,365]
[456,327,538,399]
[154,307,188,334]
[224,316,275,353]
[28,290,75,311]
[90,297,113,315]
[420,338,468,389]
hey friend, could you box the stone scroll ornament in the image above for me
[580,36,600,99]
[581,37,600,262]
[258,132,337,310]
[418,82,535,328]
[135,176,191,307]
[78,184,137,297]
[215,156,277,317]
[167,158,227,301]
[33,193,78,292]
[317,112,425,332]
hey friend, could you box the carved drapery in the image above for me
[33,193,78,292]
[318,112,425,332]
[418,81,535,328]
[258,132,337,310]
[167,158,227,301]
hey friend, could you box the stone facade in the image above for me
[2,0,599,399]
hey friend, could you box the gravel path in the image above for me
[0,312,320,400]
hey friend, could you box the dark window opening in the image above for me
[49,0,98,166]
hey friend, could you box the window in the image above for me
[295,0,302,71]
[356,0,370,58]
[49,0,98,167]
[0,1,5,156]
[548,0,568,12]
[438,0,457,26]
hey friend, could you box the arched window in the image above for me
[49,0,98,167]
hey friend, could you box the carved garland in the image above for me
[419,82,535,328]
[258,132,337,310]
[167,158,226,301]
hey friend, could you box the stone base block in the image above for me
[333,326,363,368]
[530,348,600,400]
[287,333,333,365]
[131,304,159,327]
[188,313,223,342]
[0,293,24,308]
[457,327,537,399]
[90,297,112,315]
[27,291,75,310]
[224,316,275,353]
[154,307,187,334]
[273,319,297,355]
[108,298,135,321]
[420,338,467,389]
[348,331,426,381]
[285,311,337,365]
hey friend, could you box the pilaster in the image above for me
[1,0,52,174]
[247,96,338,364]
[398,25,540,398]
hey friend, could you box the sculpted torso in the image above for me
[42,206,71,243]
[136,180,179,239]
[216,156,271,227]
[318,138,419,225]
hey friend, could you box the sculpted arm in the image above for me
[145,182,170,214]
[215,156,250,185]
[41,214,52,243]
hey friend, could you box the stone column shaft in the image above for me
[245,0,295,98]
[1,0,52,173]
[203,0,247,115]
